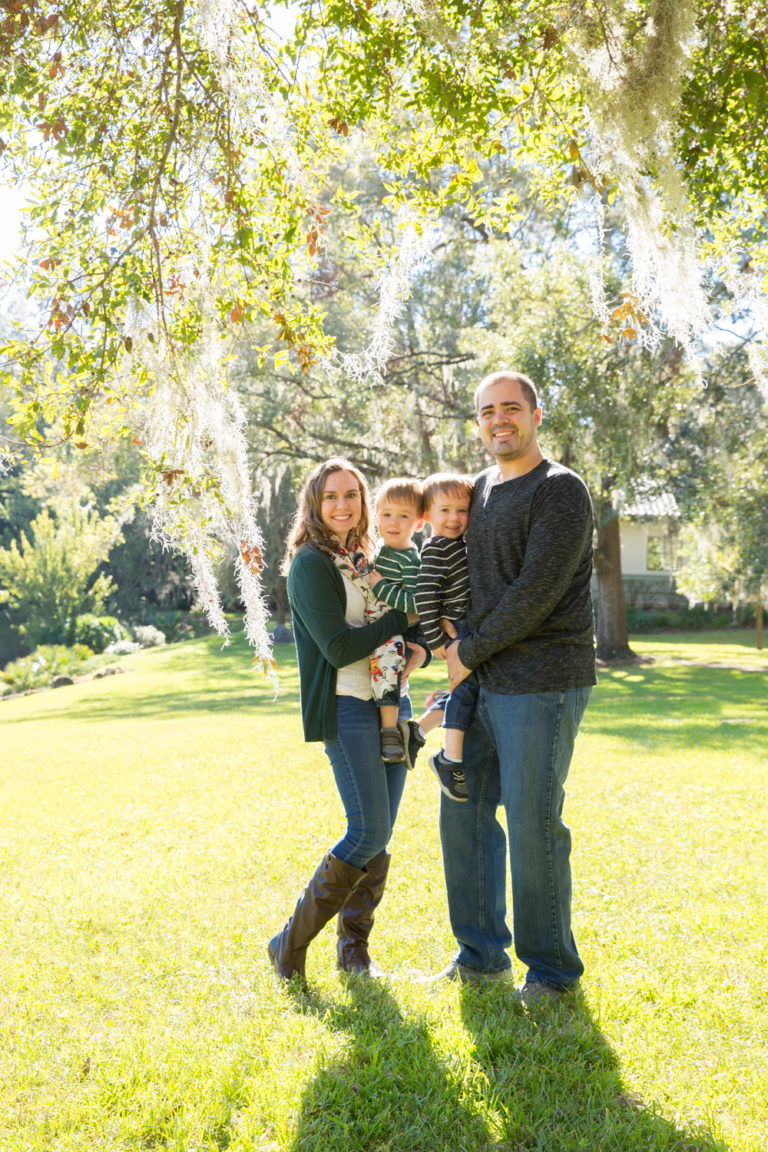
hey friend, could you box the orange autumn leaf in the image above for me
[240,540,263,574]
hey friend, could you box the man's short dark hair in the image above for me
[474,371,539,412]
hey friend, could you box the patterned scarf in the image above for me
[314,538,387,621]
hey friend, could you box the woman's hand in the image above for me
[368,568,382,589]
[406,612,419,625]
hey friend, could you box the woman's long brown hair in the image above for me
[281,457,375,575]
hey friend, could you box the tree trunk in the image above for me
[593,498,635,661]
[757,595,763,651]
[275,576,289,628]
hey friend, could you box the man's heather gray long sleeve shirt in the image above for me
[458,458,596,694]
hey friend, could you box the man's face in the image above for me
[476,378,541,463]
[375,499,424,549]
[426,491,470,539]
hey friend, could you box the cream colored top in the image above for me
[335,573,374,699]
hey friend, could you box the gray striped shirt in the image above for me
[415,535,470,652]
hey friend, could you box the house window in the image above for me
[646,531,678,572]
[646,536,663,571]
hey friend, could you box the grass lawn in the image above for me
[1,629,766,1151]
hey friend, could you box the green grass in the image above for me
[1,630,766,1151]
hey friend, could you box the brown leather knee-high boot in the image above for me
[268,851,365,982]
[336,850,391,976]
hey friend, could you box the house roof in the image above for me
[622,491,680,519]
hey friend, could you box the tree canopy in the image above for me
[2,0,767,659]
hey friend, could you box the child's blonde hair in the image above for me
[374,476,424,515]
[422,472,474,512]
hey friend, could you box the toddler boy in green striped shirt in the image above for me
[367,477,424,764]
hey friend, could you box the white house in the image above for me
[616,490,686,609]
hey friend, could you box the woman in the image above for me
[268,458,424,983]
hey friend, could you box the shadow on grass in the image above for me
[0,682,302,724]
[288,977,492,1152]
[281,979,726,1152]
[1,632,302,724]
[26,686,303,723]
[458,984,726,1152]
[8,634,764,748]
[586,664,768,755]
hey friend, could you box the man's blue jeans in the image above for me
[324,695,410,869]
[439,685,591,986]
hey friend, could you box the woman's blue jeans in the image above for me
[324,695,410,870]
[439,685,591,987]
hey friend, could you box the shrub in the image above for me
[134,625,166,648]
[104,639,140,655]
[142,610,192,643]
[1,643,94,694]
[69,613,131,653]
[0,504,120,649]
[1,655,44,694]
[625,604,731,633]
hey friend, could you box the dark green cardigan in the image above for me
[287,544,410,742]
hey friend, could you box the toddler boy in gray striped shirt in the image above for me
[414,473,477,802]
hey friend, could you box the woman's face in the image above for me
[318,469,363,544]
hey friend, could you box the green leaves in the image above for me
[0,502,121,648]
[0,0,731,465]
[0,0,766,660]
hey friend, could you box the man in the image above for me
[440,370,596,1004]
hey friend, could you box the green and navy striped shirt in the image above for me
[371,543,420,615]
